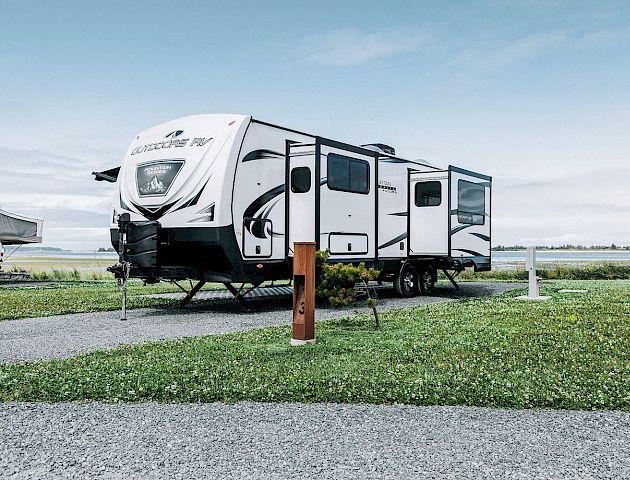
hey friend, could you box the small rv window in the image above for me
[327,154,369,194]
[415,181,441,207]
[291,167,311,193]
[458,180,485,225]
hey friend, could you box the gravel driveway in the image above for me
[0,282,521,364]
[2,402,628,479]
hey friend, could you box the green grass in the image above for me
[0,280,272,321]
[1,280,629,410]
[0,281,180,321]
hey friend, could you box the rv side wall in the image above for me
[232,121,314,262]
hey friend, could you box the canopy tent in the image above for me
[0,209,43,245]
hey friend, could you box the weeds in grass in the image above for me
[1,280,629,410]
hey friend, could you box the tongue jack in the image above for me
[108,213,131,321]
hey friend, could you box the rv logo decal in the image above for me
[136,160,184,197]
[165,130,184,139]
[378,180,397,194]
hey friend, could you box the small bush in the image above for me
[315,251,380,307]
[315,250,381,328]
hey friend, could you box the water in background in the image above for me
[5,248,630,270]
[492,250,630,270]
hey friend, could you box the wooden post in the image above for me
[291,242,316,346]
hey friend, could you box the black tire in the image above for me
[393,263,419,298]
[418,264,436,295]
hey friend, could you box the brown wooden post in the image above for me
[291,242,316,345]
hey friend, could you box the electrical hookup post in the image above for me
[107,213,131,320]
[517,246,550,301]
[291,242,316,346]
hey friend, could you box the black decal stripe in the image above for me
[388,211,408,217]
[450,224,472,235]
[243,184,285,220]
[174,178,209,211]
[378,232,407,250]
[243,184,285,237]
[262,198,282,220]
[131,200,180,220]
[242,149,284,162]
[243,178,326,238]
[470,232,490,242]
[452,248,483,256]
[120,194,132,212]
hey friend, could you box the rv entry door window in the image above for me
[291,167,311,193]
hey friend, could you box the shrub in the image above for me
[315,250,381,328]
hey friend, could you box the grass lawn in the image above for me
[1,280,628,409]
[0,281,224,321]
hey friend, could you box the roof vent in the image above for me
[361,143,395,155]
[414,158,433,166]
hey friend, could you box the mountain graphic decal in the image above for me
[136,160,184,197]
[140,176,166,194]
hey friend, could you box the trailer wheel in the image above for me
[393,263,419,298]
[418,265,436,295]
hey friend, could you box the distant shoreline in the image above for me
[493,249,630,253]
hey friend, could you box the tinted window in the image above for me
[291,166,311,193]
[327,154,369,194]
[458,180,485,225]
[415,181,441,207]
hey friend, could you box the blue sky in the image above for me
[1,0,629,248]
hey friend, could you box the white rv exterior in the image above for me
[99,114,491,297]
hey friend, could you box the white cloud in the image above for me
[300,27,429,66]
[0,145,115,249]
[455,31,568,68]
[453,26,630,69]
[492,168,630,246]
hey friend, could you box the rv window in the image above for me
[458,180,485,225]
[414,181,441,207]
[327,154,369,194]
[291,167,311,193]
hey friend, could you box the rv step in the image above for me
[145,286,294,301]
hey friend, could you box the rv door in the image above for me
[408,170,449,256]
[287,143,316,256]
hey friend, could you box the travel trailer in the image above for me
[94,114,491,298]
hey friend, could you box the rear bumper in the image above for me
[111,224,287,282]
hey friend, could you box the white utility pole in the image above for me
[526,246,539,298]
[518,246,550,301]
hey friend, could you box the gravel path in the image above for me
[2,402,628,479]
[0,282,521,364]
